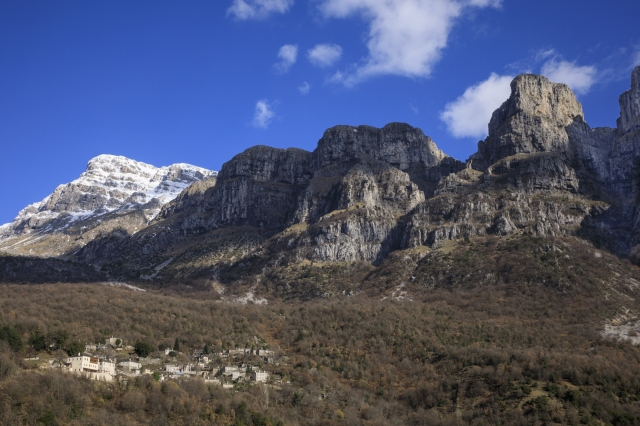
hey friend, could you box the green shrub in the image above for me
[67,341,84,356]
[134,341,155,357]
[0,325,23,352]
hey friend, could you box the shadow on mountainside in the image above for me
[0,254,106,284]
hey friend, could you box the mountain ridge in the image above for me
[2,67,640,292]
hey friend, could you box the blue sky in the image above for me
[1,0,639,225]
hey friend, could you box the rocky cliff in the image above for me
[4,67,640,290]
[423,68,640,258]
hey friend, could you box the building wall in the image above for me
[251,371,269,382]
[99,359,115,375]
[67,356,115,375]
[119,361,141,370]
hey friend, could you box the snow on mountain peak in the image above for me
[0,155,216,244]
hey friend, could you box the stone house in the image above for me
[118,360,142,374]
[227,348,252,357]
[139,357,161,365]
[164,364,180,373]
[220,365,239,374]
[250,370,269,382]
[85,343,108,352]
[220,366,243,380]
[204,377,221,386]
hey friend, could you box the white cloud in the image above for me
[299,82,311,95]
[252,100,276,128]
[440,73,513,139]
[307,44,343,68]
[534,48,556,62]
[634,49,640,67]
[319,0,502,86]
[274,44,298,73]
[540,59,598,95]
[227,0,293,20]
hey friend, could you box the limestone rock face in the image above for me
[218,146,312,185]
[314,124,442,167]
[566,120,615,182]
[203,177,301,230]
[472,74,584,170]
[609,67,640,185]
[294,163,426,263]
[611,67,640,256]
[618,67,640,135]
[313,123,458,190]
[159,176,219,218]
[162,123,459,234]
[113,124,458,265]
[155,176,218,234]
[196,147,313,231]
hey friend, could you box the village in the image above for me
[28,336,283,388]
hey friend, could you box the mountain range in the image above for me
[2,67,640,299]
[4,67,640,426]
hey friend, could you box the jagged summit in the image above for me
[75,154,215,209]
[471,74,584,170]
[22,153,214,217]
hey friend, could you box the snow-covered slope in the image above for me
[0,154,216,256]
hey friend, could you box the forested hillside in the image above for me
[2,234,640,425]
